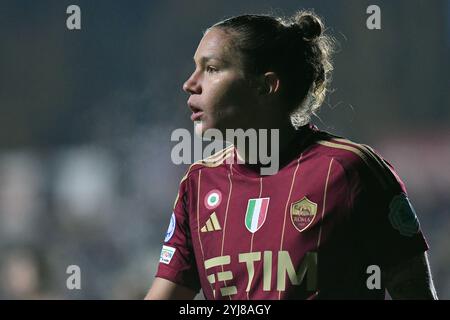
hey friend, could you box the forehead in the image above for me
[194,28,238,63]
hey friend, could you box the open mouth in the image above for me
[188,103,204,121]
[190,110,204,121]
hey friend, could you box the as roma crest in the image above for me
[291,196,317,232]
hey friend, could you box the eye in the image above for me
[206,66,218,73]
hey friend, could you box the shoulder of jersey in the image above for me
[179,145,234,184]
[312,133,398,190]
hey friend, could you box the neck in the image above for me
[234,118,301,175]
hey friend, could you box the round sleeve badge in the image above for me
[164,212,176,242]
[388,193,420,237]
[204,189,222,210]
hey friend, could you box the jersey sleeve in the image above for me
[154,173,201,292]
[348,146,429,268]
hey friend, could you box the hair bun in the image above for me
[291,11,323,41]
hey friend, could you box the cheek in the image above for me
[206,78,254,114]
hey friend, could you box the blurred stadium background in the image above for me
[0,0,448,299]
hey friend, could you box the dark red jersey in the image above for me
[156,124,428,299]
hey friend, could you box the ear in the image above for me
[262,72,280,95]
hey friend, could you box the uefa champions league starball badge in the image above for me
[164,212,176,242]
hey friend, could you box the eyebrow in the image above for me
[193,55,224,65]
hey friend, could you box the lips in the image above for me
[191,111,204,121]
[188,101,204,121]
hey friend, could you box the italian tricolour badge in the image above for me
[291,196,317,232]
[245,198,270,233]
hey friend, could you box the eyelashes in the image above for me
[206,66,219,73]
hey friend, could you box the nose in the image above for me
[183,71,201,95]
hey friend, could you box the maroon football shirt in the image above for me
[155,124,428,299]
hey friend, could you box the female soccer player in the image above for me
[146,11,437,299]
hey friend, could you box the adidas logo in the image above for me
[201,212,222,232]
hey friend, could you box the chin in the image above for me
[195,120,225,139]
[193,120,213,136]
[193,120,205,137]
